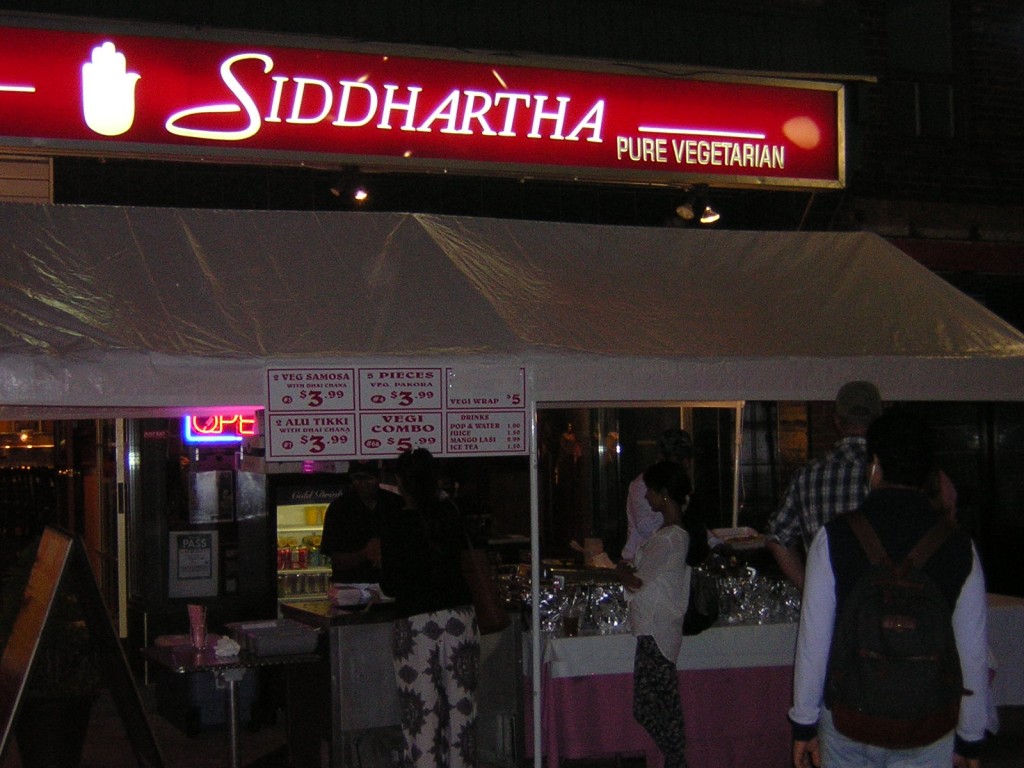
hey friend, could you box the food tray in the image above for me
[228,619,320,656]
[711,526,766,551]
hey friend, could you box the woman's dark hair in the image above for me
[395,448,439,508]
[642,460,708,564]
[866,407,936,489]
[642,460,692,507]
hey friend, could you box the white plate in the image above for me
[328,583,395,606]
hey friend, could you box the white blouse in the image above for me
[626,524,691,663]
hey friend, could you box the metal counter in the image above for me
[282,600,522,768]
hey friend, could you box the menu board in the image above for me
[265,365,528,459]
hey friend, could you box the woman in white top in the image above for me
[617,460,692,768]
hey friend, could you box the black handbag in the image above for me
[683,567,719,635]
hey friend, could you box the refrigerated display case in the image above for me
[273,481,345,604]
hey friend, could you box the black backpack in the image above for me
[824,512,965,749]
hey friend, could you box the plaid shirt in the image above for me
[766,436,869,550]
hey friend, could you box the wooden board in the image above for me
[0,527,165,766]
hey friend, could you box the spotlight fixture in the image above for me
[329,168,369,205]
[699,203,720,225]
[675,185,719,226]
[675,198,696,221]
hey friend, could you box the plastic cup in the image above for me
[187,604,208,649]
[190,623,207,649]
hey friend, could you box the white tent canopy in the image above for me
[5,202,1024,768]
[2,203,1024,417]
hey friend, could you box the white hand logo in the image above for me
[81,42,140,136]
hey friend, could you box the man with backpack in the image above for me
[789,408,989,768]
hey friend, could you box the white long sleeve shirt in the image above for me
[626,524,690,663]
[621,473,662,562]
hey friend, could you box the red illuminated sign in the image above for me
[0,22,844,188]
[184,413,258,444]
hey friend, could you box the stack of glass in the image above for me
[712,565,801,625]
[519,576,630,637]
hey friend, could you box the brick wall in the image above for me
[0,156,51,203]
[851,0,1024,209]
[0,1,867,74]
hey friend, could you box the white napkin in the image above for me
[214,635,241,658]
[329,583,375,606]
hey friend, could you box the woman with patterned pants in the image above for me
[382,448,480,768]
[392,607,479,768]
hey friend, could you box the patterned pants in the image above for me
[633,635,688,768]
[392,606,480,768]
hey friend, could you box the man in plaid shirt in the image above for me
[765,381,882,591]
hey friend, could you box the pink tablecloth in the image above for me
[525,664,793,768]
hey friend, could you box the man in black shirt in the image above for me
[319,460,403,584]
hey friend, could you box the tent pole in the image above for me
[732,403,744,527]
[529,399,542,768]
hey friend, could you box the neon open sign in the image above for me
[183,413,258,444]
[0,23,843,188]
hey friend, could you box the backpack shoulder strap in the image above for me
[905,517,957,570]
[846,512,890,566]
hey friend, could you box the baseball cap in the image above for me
[348,459,379,479]
[657,428,694,460]
[835,380,883,423]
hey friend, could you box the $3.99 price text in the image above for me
[366,389,436,407]
[291,433,347,453]
[294,388,347,408]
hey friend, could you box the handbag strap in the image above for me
[450,500,475,551]
[418,498,475,552]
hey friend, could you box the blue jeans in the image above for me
[820,708,955,768]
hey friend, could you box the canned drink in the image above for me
[278,547,292,570]
[296,546,309,569]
